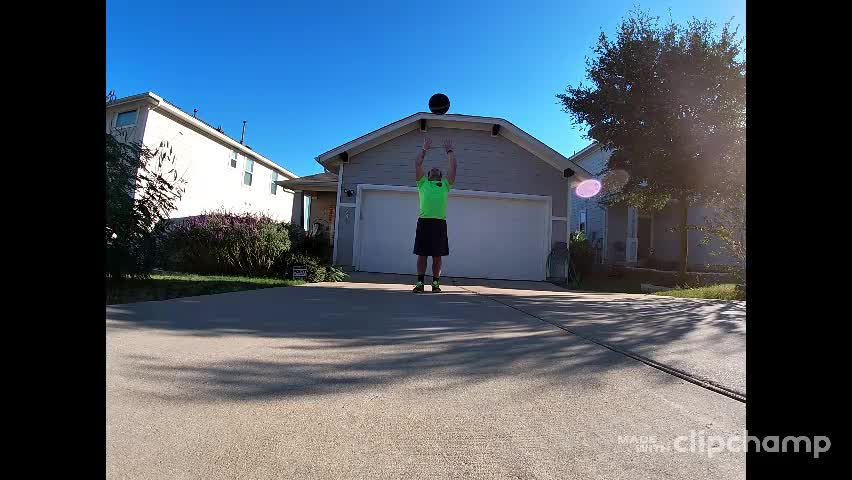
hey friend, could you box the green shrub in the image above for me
[276,224,343,283]
[283,222,307,247]
[280,253,349,283]
[282,221,334,263]
[162,211,291,276]
[284,253,327,282]
[570,231,595,278]
[287,226,332,261]
[106,131,185,279]
[324,264,349,282]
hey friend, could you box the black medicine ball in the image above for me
[428,93,450,114]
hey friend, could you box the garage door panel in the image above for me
[358,190,420,275]
[356,188,549,281]
[444,196,547,280]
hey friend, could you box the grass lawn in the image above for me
[106,274,304,305]
[571,274,745,301]
[657,283,745,301]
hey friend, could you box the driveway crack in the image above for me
[451,282,746,404]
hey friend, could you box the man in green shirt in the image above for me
[413,136,457,293]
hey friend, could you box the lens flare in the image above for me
[576,179,602,198]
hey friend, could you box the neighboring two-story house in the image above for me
[568,143,736,270]
[105,92,298,222]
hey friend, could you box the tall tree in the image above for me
[106,128,186,279]
[558,9,745,276]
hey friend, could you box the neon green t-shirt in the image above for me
[416,176,452,219]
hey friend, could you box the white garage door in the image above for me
[354,186,550,281]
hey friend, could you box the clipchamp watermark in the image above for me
[618,431,831,458]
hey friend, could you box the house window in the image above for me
[270,171,278,195]
[229,150,238,168]
[579,211,587,232]
[115,110,138,128]
[243,158,253,186]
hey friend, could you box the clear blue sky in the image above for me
[107,0,745,177]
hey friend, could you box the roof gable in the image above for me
[316,112,593,183]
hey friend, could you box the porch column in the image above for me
[602,207,608,263]
[563,187,574,280]
[566,187,573,245]
[626,206,638,265]
[291,190,304,229]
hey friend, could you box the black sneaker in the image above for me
[431,281,442,293]
[413,281,425,293]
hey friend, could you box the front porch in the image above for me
[604,205,655,267]
[601,202,728,271]
[277,172,339,243]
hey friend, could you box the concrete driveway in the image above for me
[107,274,745,479]
[450,276,746,399]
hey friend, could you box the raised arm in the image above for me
[416,136,431,181]
[443,138,457,185]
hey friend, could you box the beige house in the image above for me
[279,112,594,281]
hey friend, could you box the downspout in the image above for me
[331,159,344,265]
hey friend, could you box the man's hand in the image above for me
[443,138,454,153]
[416,137,431,181]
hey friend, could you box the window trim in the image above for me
[243,157,254,187]
[229,149,238,169]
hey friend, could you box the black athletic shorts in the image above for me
[413,218,450,257]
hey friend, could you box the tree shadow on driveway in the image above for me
[453,282,746,396]
[107,279,744,402]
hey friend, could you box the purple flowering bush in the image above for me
[162,210,291,276]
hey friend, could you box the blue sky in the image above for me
[107,0,745,177]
